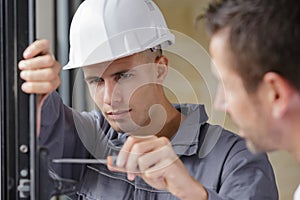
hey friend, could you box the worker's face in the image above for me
[83,52,166,135]
[209,31,279,153]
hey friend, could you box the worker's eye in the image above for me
[88,77,104,85]
[118,72,133,81]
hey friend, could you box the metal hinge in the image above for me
[17,179,30,198]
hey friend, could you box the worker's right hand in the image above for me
[107,136,208,200]
[18,39,62,136]
[18,39,61,95]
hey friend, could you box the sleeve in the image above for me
[207,135,279,200]
[38,91,102,181]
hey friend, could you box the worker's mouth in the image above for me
[106,109,132,120]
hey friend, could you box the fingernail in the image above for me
[20,71,26,79]
[127,173,136,181]
[18,61,26,69]
[21,83,29,92]
[23,50,31,58]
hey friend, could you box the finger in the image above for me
[21,78,61,94]
[126,137,169,173]
[19,54,56,70]
[107,156,127,173]
[144,157,176,176]
[116,136,156,168]
[23,39,50,59]
[107,156,114,168]
[127,173,137,181]
[139,139,176,174]
[20,68,59,82]
[107,156,140,181]
[143,159,192,193]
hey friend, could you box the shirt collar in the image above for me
[171,104,208,156]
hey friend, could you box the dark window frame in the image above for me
[0,0,40,199]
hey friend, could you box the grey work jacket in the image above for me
[40,92,278,200]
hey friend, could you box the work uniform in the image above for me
[40,91,278,200]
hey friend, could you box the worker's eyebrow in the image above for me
[84,76,102,82]
[84,69,136,81]
[111,69,135,76]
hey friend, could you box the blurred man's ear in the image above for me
[155,56,168,83]
[263,72,294,118]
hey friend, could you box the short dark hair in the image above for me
[203,0,300,92]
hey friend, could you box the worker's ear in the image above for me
[155,56,168,83]
[263,72,294,118]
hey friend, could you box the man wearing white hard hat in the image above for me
[19,0,278,199]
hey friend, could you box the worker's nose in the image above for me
[103,81,122,106]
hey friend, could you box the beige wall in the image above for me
[154,0,300,199]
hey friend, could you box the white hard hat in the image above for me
[63,0,175,69]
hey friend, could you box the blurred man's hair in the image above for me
[202,0,300,93]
